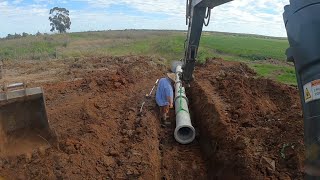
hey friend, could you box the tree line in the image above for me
[2,32,47,40]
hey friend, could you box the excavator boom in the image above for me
[182,0,232,81]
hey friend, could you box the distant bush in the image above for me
[36,31,42,36]
[1,32,45,40]
[5,33,21,40]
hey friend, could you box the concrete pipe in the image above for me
[175,110,195,144]
[173,64,195,144]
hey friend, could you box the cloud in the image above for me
[0,2,49,36]
[210,0,289,36]
[0,0,291,37]
[71,0,185,16]
[12,0,23,4]
[69,9,185,32]
[0,1,8,6]
[71,0,289,37]
[32,0,54,4]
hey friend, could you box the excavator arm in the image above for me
[182,0,232,81]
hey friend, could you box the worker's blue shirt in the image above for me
[156,78,173,106]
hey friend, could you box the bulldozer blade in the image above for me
[0,87,50,134]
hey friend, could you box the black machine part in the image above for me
[182,0,232,82]
[283,0,320,178]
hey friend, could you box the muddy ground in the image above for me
[0,56,304,179]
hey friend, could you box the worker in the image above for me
[155,73,176,123]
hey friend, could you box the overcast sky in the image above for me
[0,0,290,38]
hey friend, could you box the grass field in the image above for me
[0,30,296,84]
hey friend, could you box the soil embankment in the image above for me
[189,58,304,179]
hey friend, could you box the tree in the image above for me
[22,32,29,37]
[14,33,22,38]
[5,33,22,39]
[36,31,42,36]
[49,7,71,33]
[6,34,14,39]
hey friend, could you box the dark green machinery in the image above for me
[284,0,320,178]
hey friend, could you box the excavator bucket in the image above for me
[0,83,50,135]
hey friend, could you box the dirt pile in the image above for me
[0,129,49,157]
[0,56,167,179]
[189,58,304,179]
[0,55,208,180]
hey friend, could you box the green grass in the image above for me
[0,30,296,84]
[250,64,296,85]
[0,35,68,60]
[200,33,289,60]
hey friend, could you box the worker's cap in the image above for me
[167,73,176,82]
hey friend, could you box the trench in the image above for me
[187,83,234,179]
[157,107,208,180]
[158,78,245,179]
[157,82,227,179]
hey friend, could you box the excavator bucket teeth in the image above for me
[0,87,50,134]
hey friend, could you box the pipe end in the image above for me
[174,125,195,144]
[171,61,183,73]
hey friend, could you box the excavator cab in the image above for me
[0,83,52,156]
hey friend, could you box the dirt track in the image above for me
[0,56,304,179]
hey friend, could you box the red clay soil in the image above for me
[0,56,305,180]
[189,58,304,180]
[0,56,207,180]
[0,56,162,179]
